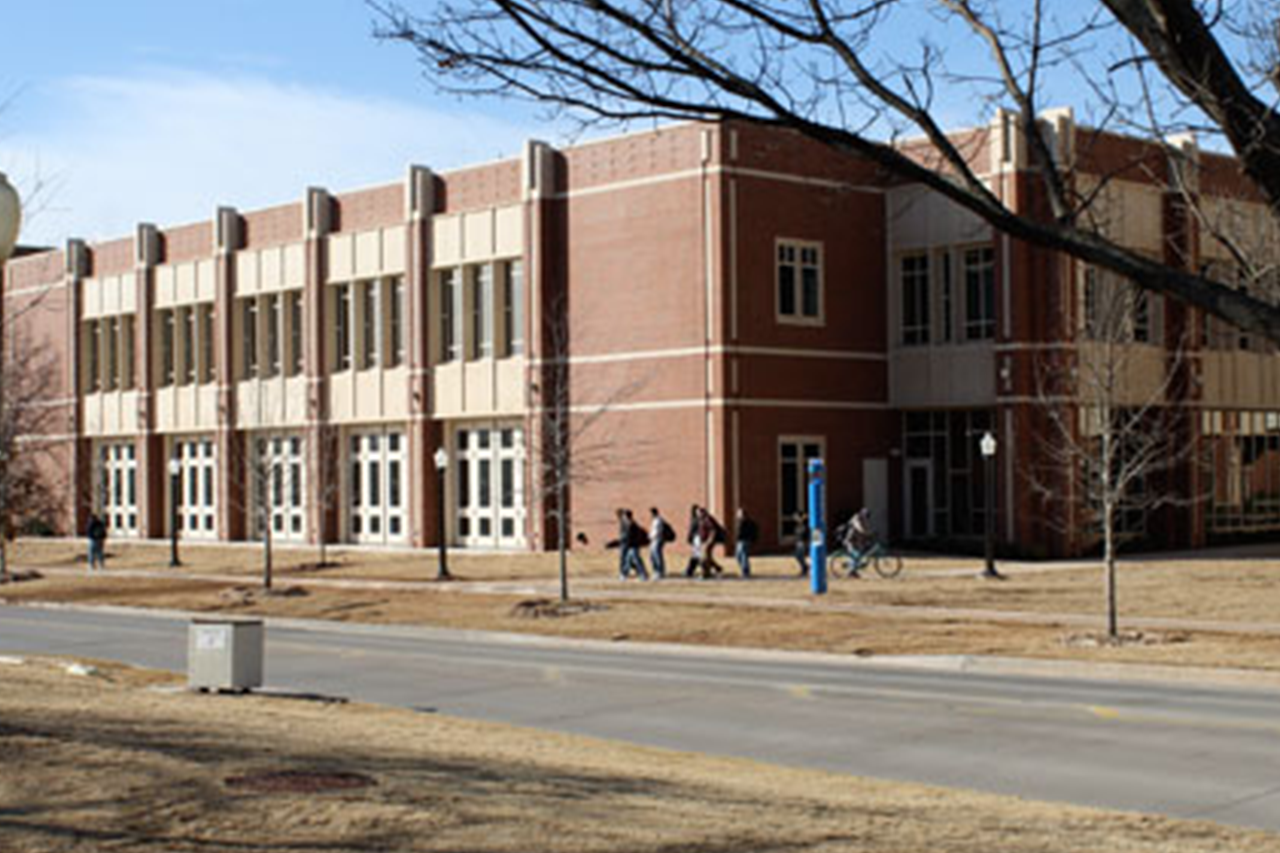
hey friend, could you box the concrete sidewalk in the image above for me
[19,561,1280,639]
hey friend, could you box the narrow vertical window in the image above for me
[265,294,281,377]
[105,318,120,391]
[900,254,931,346]
[777,241,822,322]
[964,246,996,341]
[440,269,457,363]
[472,264,492,359]
[1132,289,1151,343]
[388,277,404,367]
[87,320,102,392]
[121,316,136,390]
[504,260,524,357]
[287,291,303,376]
[361,280,380,369]
[160,312,175,387]
[199,305,215,384]
[334,284,351,371]
[242,298,259,379]
[181,307,195,385]
[940,251,953,343]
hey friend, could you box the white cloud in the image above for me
[0,69,540,246]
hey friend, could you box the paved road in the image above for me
[3,604,1279,832]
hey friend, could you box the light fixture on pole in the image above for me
[168,456,182,568]
[433,447,452,581]
[979,431,1003,580]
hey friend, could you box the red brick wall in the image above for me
[439,161,522,213]
[163,222,213,263]
[91,238,133,276]
[333,184,404,233]
[243,203,304,248]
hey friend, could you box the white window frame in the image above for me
[899,252,931,346]
[775,239,825,326]
[171,437,217,539]
[96,442,138,538]
[962,244,996,341]
[252,432,307,542]
[778,435,826,542]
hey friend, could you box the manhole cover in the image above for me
[225,770,376,793]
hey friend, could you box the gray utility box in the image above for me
[188,618,264,692]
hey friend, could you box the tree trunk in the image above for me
[557,481,569,603]
[1103,504,1118,638]
[0,539,8,584]
[263,512,273,591]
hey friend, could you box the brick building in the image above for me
[3,114,1278,558]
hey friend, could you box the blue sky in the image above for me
[0,1,550,246]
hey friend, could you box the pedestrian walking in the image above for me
[696,507,724,579]
[649,507,672,579]
[86,513,107,573]
[793,512,810,576]
[615,508,649,580]
[734,507,758,578]
[683,504,702,577]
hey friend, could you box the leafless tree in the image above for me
[531,297,652,601]
[0,333,63,582]
[229,434,307,591]
[1033,271,1200,637]
[372,0,1280,342]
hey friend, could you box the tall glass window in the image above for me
[105,318,120,391]
[181,307,195,385]
[472,264,493,359]
[504,260,524,357]
[160,311,175,386]
[360,280,380,369]
[287,291,303,376]
[242,299,259,379]
[388,277,404,367]
[963,246,996,341]
[334,284,351,371]
[265,294,281,377]
[440,269,458,363]
[900,254,930,346]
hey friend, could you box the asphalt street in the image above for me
[2,604,1279,831]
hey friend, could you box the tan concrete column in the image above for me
[302,188,334,548]
[127,225,168,539]
[213,207,245,540]
[404,165,441,549]
[522,140,557,552]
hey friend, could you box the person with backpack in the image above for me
[734,507,758,578]
[683,504,702,577]
[649,507,674,579]
[85,513,107,573]
[793,512,810,576]
[695,507,724,579]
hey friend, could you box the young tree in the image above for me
[232,434,307,591]
[0,334,63,582]
[1034,270,1199,637]
[372,0,1280,342]
[531,297,651,602]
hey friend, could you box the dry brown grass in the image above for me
[7,572,1280,672]
[0,656,1275,852]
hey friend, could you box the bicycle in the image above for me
[826,540,904,579]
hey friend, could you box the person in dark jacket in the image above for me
[616,508,649,580]
[85,514,107,573]
[734,507,758,578]
[793,512,810,576]
[683,504,702,577]
[695,507,724,579]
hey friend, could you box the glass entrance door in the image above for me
[97,443,138,538]
[454,423,525,549]
[348,429,406,545]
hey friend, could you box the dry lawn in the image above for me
[0,656,1275,852]
[6,573,1280,671]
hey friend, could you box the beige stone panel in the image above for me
[102,392,120,435]
[197,260,216,302]
[155,267,176,309]
[889,345,996,407]
[101,276,121,316]
[262,247,284,292]
[464,359,495,412]
[355,230,382,279]
[431,362,464,416]
[176,263,197,305]
[495,357,527,415]
[83,393,104,435]
[1119,183,1163,254]
[888,185,988,250]
[463,210,494,260]
[285,375,308,424]
[236,381,261,430]
[382,227,407,275]
[432,215,462,267]
[328,371,356,422]
[81,278,103,320]
[328,233,354,283]
[119,390,140,434]
[236,252,260,296]
[198,385,218,428]
[382,367,409,420]
[156,386,176,431]
[120,273,138,314]
[495,206,523,257]
[283,243,306,288]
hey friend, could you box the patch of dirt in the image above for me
[219,585,310,607]
[225,769,376,793]
[0,569,43,584]
[508,598,610,619]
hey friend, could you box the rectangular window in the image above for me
[85,321,102,392]
[360,280,380,369]
[963,246,996,340]
[503,260,524,357]
[471,264,493,359]
[121,316,136,390]
[180,307,195,385]
[287,291,303,376]
[777,241,823,322]
[199,305,215,384]
[1133,289,1151,343]
[265,294,281,377]
[779,438,824,539]
[440,269,458,363]
[105,318,120,391]
[940,251,954,343]
[334,284,351,371]
[387,277,404,367]
[900,254,931,345]
[160,311,175,386]
[242,299,259,379]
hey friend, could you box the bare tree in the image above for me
[531,297,651,602]
[372,0,1280,342]
[230,434,307,591]
[0,333,63,582]
[1033,270,1199,637]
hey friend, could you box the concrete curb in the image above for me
[11,600,1280,694]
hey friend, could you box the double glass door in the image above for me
[253,434,306,542]
[348,429,406,544]
[172,438,217,539]
[454,424,525,549]
[97,443,138,538]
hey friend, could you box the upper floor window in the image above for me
[963,246,996,341]
[777,240,823,323]
[86,320,102,392]
[264,295,282,378]
[121,316,136,390]
[359,280,381,370]
[470,264,493,360]
[334,284,352,371]
[286,292,303,376]
[388,277,404,368]
[900,254,930,346]
[1082,266,1160,344]
[503,260,524,357]
[180,307,196,385]
[199,306,215,384]
[241,298,259,380]
[439,269,459,364]
[160,310,176,386]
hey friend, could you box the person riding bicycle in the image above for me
[844,508,877,556]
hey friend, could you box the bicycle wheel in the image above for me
[872,551,904,579]
[827,550,856,579]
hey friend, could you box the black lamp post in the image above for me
[433,447,452,581]
[979,431,1003,579]
[168,456,182,568]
